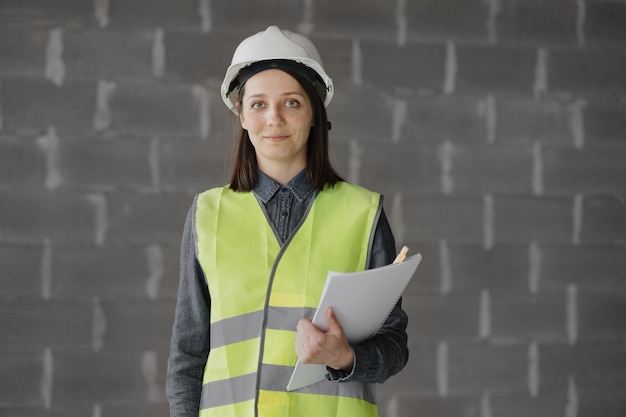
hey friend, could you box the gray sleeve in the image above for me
[166,200,211,417]
[326,207,410,383]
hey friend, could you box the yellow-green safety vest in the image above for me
[195,181,382,417]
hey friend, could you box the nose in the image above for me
[265,104,285,126]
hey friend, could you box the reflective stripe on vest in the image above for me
[195,182,382,417]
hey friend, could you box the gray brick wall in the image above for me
[1,1,625,416]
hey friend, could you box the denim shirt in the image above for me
[166,170,409,417]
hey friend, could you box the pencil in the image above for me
[393,245,409,264]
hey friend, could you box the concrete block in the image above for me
[497,0,578,45]
[314,39,354,88]
[0,350,43,406]
[64,30,153,79]
[447,243,529,292]
[578,292,626,342]
[0,134,47,186]
[383,340,438,395]
[540,244,626,291]
[109,82,199,136]
[403,194,484,243]
[447,341,528,395]
[326,89,394,145]
[0,300,92,349]
[456,44,536,94]
[160,139,230,191]
[0,407,91,417]
[497,97,573,144]
[581,194,626,244]
[50,246,154,299]
[101,403,170,417]
[105,191,193,245]
[586,1,626,45]
[313,0,397,37]
[0,244,44,297]
[57,135,153,189]
[0,78,96,132]
[0,23,47,76]
[493,196,573,244]
[362,41,447,95]
[549,48,626,97]
[541,344,626,393]
[450,144,534,194]
[404,293,480,341]
[542,146,626,195]
[210,2,304,34]
[489,390,572,417]
[585,100,626,144]
[107,0,201,29]
[99,300,175,350]
[490,293,568,343]
[0,0,93,27]
[357,143,441,194]
[52,349,162,404]
[165,32,237,83]
[401,96,488,144]
[407,0,490,42]
[0,190,98,244]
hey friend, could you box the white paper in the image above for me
[286,253,422,391]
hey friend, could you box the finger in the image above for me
[325,307,343,332]
[296,318,316,335]
[297,318,313,327]
[296,319,323,352]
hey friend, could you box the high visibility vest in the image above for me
[195,181,382,417]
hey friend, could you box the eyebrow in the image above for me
[245,91,306,99]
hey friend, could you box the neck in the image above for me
[258,161,306,185]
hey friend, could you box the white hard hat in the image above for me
[221,25,334,114]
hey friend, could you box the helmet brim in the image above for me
[221,58,333,114]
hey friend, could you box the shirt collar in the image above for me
[254,169,314,204]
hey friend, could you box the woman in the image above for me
[166,25,409,417]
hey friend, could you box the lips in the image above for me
[264,134,289,142]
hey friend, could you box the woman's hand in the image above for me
[294,307,354,372]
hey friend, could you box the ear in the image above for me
[238,106,247,130]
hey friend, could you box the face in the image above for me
[239,69,313,174]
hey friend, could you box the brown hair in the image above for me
[228,69,344,192]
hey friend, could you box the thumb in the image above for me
[325,307,343,333]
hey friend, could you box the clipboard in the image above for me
[286,253,422,391]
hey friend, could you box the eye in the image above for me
[251,101,265,110]
[285,99,300,108]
